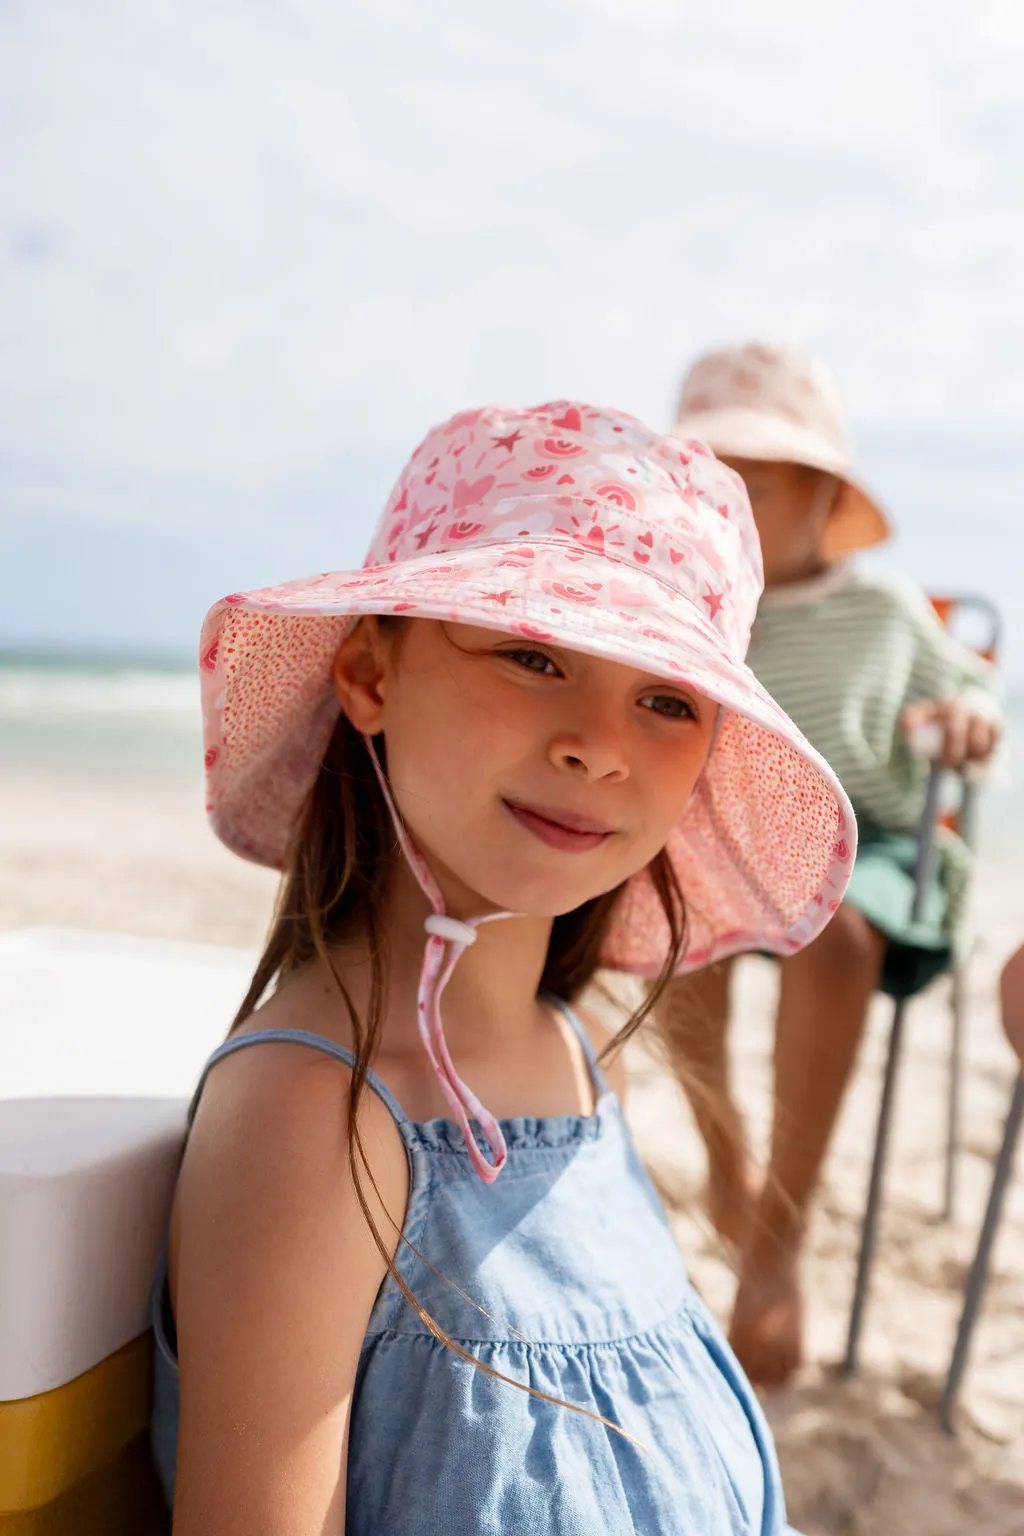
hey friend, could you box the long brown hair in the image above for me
[231,672,688,1428]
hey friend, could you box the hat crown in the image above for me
[365,401,763,657]
[678,343,847,451]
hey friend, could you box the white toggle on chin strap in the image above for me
[364,737,519,1184]
[424,914,480,948]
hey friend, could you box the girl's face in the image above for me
[721,457,837,586]
[334,620,718,920]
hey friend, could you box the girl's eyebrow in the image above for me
[638,674,699,696]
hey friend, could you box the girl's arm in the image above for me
[169,1042,410,1536]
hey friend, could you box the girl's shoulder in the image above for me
[179,971,410,1249]
[843,568,932,622]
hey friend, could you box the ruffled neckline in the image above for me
[403,1089,619,1156]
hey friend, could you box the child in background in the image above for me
[657,343,1002,1388]
[149,400,854,1534]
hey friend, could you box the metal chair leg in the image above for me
[841,996,910,1376]
[841,762,944,1376]
[942,963,966,1222]
[940,1073,1024,1432]
[942,780,976,1225]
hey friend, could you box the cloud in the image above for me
[1,0,1023,669]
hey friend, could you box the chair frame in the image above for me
[939,1072,1024,1431]
[841,592,1001,1377]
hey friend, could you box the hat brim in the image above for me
[201,538,855,975]
[676,406,891,557]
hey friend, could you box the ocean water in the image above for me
[0,651,201,779]
[1,649,1022,868]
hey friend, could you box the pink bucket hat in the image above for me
[202,398,854,969]
[676,342,891,559]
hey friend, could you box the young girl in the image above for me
[150,401,854,1534]
[659,344,1002,1389]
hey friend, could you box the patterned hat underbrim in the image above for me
[201,537,857,976]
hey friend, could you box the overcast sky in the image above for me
[2,0,1023,676]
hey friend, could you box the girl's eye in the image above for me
[501,648,561,676]
[640,694,698,721]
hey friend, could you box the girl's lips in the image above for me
[504,800,613,853]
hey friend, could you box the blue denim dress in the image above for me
[151,1002,797,1534]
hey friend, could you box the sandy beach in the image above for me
[2,761,1022,1534]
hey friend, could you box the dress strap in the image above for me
[543,994,609,1097]
[186,1028,410,1127]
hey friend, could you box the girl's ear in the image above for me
[332,617,392,734]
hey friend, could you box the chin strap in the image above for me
[365,737,519,1183]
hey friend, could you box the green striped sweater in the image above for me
[747,564,1001,836]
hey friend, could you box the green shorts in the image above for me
[844,827,970,1000]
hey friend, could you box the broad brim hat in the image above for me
[200,401,856,975]
[675,342,891,560]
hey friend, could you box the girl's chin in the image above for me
[438,841,640,919]
[467,873,628,921]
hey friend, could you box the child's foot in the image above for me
[727,1227,804,1388]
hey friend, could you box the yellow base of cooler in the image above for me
[0,1335,167,1533]
[0,1436,168,1535]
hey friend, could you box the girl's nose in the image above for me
[548,728,629,784]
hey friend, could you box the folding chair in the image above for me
[841,593,1001,1377]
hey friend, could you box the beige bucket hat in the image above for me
[675,342,891,559]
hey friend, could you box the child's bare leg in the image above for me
[729,902,886,1386]
[655,961,758,1245]
[1000,944,1024,1066]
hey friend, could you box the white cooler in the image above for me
[0,929,255,1531]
